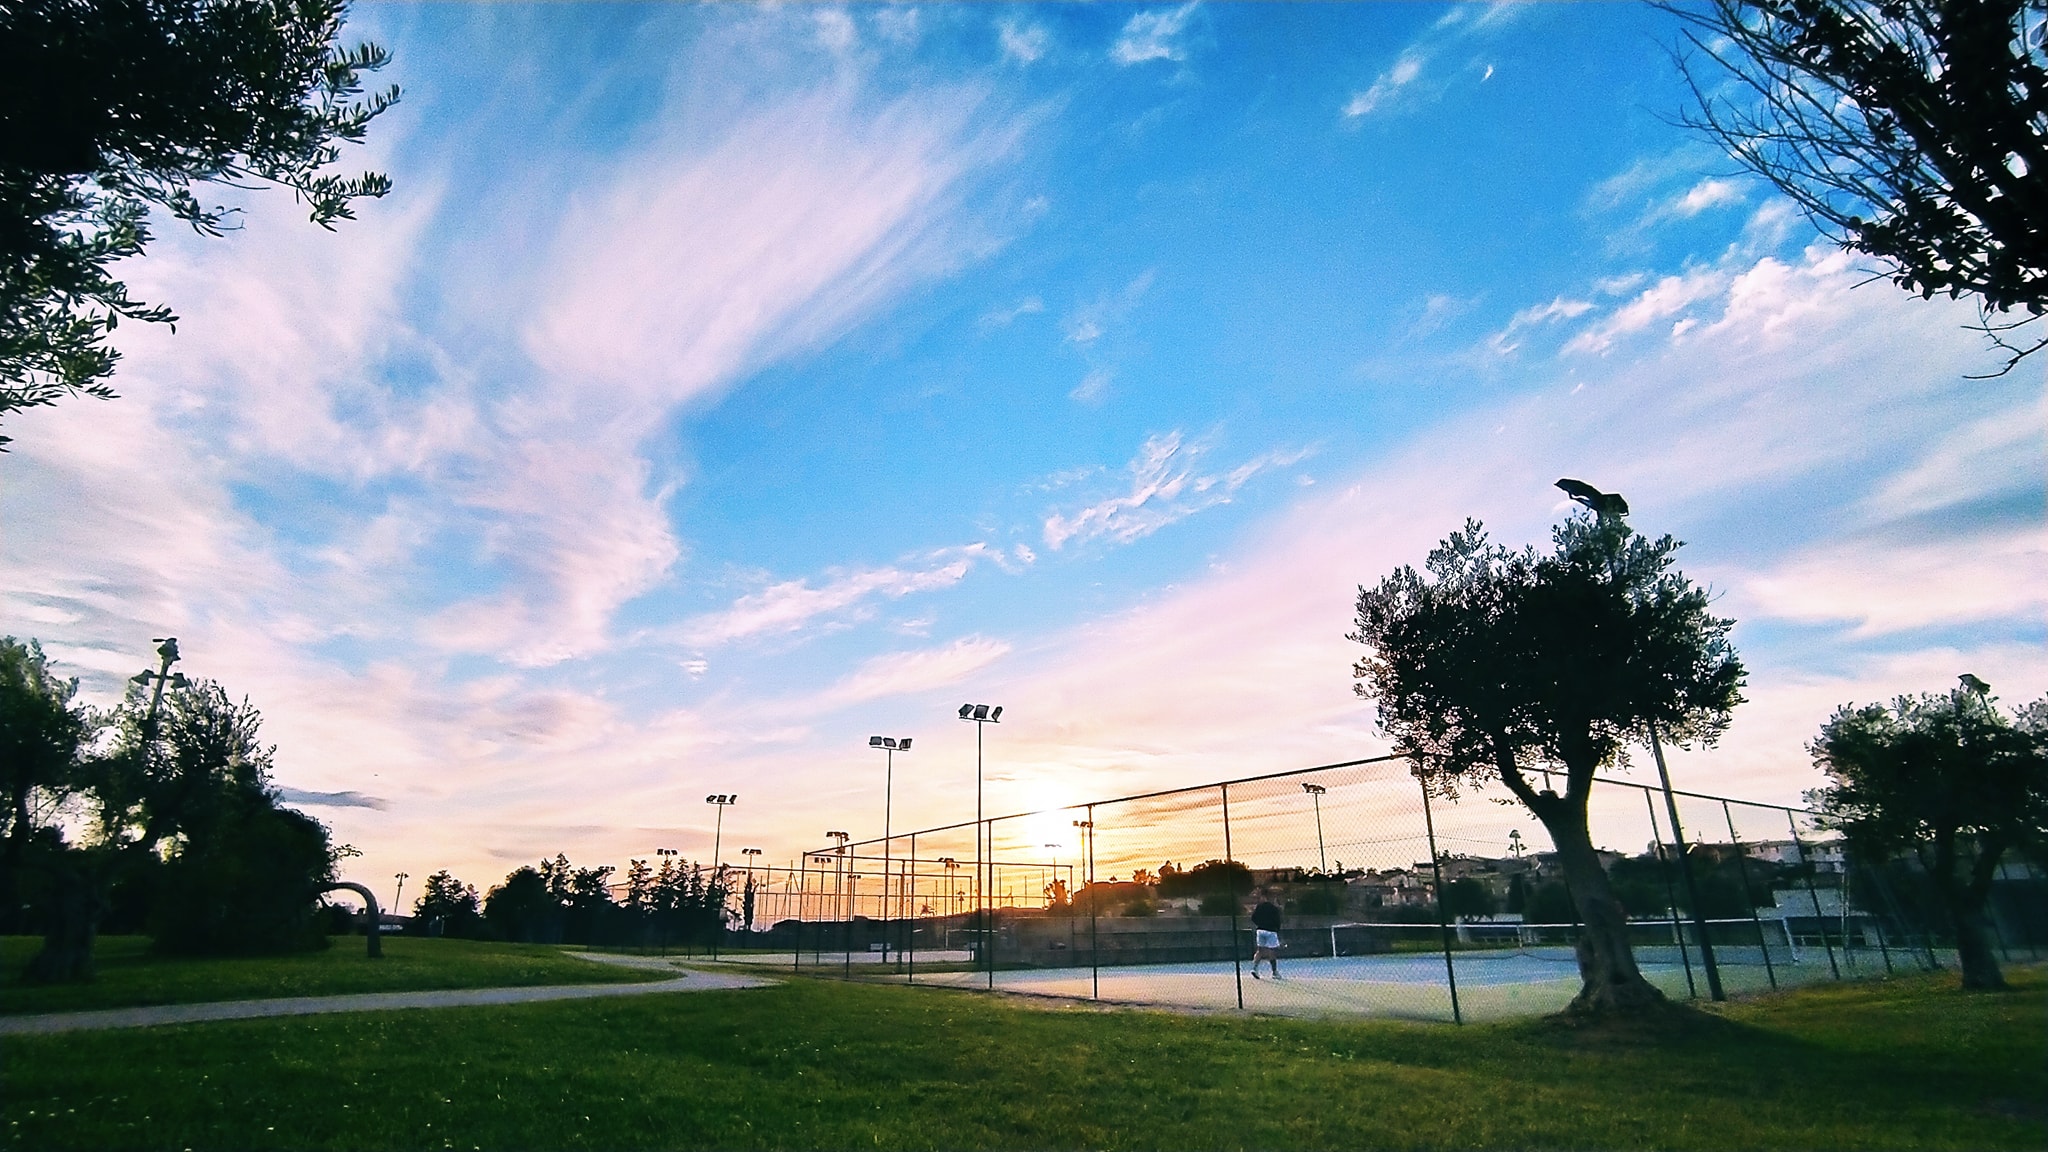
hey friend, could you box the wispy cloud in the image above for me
[278,788,390,811]
[816,635,1013,708]
[1344,53,1425,119]
[1112,3,1197,66]
[1042,432,1312,551]
[999,20,1049,65]
[1342,3,1523,122]
[978,295,1043,331]
[1487,295,1594,354]
[677,547,988,647]
[1064,270,1154,346]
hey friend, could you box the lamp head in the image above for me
[990,705,1003,722]
[897,737,911,751]
[959,703,974,719]
[971,704,990,721]
[870,735,885,747]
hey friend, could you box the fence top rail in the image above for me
[805,752,1820,859]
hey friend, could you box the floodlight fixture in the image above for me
[958,703,974,719]
[870,736,885,747]
[1302,783,1327,796]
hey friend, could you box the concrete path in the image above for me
[2,958,773,1037]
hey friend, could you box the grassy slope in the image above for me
[3,966,2040,1150]
[0,936,659,1016]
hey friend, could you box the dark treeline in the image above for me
[405,854,741,949]
[3,638,340,981]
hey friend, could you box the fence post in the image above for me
[1785,811,1841,980]
[1649,726,1724,1000]
[1644,788,1698,999]
[1088,804,1100,1001]
[1722,801,1778,990]
[908,833,917,984]
[794,854,807,973]
[1844,848,1895,975]
[1416,769,1463,1025]
[1223,784,1245,1010]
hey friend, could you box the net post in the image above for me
[1786,811,1841,980]
[1224,784,1245,1010]
[1417,767,1462,1025]
[1722,800,1778,990]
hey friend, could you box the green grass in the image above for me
[1,936,661,1016]
[4,964,2040,1150]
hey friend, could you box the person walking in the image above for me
[1250,891,1282,980]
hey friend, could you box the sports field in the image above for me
[726,942,1929,1020]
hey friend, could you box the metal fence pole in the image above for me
[1088,804,1100,1001]
[1649,727,1724,1000]
[1223,784,1245,1010]
[1644,788,1698,999]
[1785,811,1841,980]
[794,854,807,973]
[1417,770,1463,1025]
[1722,801,1778,990]
[908,833,918,984]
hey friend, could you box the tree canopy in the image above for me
[1351,513,1744,1016]
[1810,680,2047,989]
[1673,0,2048,372]
[0,0,398,442]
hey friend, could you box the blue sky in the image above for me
[3,2,2041,889]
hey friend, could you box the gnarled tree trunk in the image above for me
[1541,811,1669,1017]
[24,861,100,984]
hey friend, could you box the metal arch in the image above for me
[321,881,384,958]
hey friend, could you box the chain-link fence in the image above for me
[725,755,2044,1021]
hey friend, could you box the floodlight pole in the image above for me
[960,703,1002,989]
[870,736,913,966]
[1647,723,1724,1001]
[1303,783,1328,873]
[741,847,762,935]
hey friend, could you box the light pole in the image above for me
[705,794,737,874]
[958,703,1002,987]
[129,637,188,779]
[393,872,409,914]
[1303,783,1329,874]
[869,735,913,962]
[740,847,762,935]
[1044,843,1061,907]
[1556,477,1724,1002]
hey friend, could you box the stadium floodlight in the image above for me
[957,702,1005,989]
[869,734,915,966]
[1303,783,1329,873]
[705,794,737,875]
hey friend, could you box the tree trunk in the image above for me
[1950,902,2006,990]
[23,862,100,984]
[1543,813,1668,1017]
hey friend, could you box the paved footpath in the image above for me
[1,955,774,1037]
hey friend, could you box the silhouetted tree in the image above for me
[412,869,481,937]
[0,0,398,442]
[1672,0,2048,373]
[1351,514,1744,1018]
[1810,680,2048,989]
[0,638,102,936]
[483,866,556,943]
[1440,877,1498,920]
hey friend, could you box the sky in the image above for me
[3,2,2042,897]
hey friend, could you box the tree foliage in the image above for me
[0,637,104,934]
[1672,0,2048,372]
[1810,682,2048,989]
[0,0,398,442]
[1351,513,1745,1016]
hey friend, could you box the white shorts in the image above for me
[1255,930,1280,950]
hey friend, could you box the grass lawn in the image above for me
[4,964,2041,1150]
[1,936,661,1016]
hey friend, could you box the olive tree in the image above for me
[1672,0,2048,373]
[0,0,398,442]
[1810,681,2047,990]
[1350,515,1744,1017]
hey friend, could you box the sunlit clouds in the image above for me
[1,4,2038,890]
